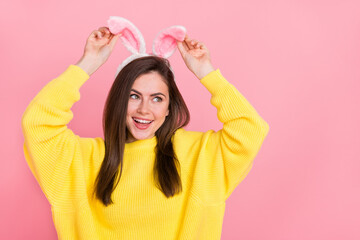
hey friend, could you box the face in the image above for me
[126,71,170,143]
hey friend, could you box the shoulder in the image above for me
[172,128,217,150]
[78,137,105,170]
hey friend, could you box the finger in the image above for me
[186,39,194,50]
[94,30,102,38]
[184,34,194,50]
[190,39,200,48]
[108,34,119,49]
[102,27,113,36]
[196,42,206,50]
[176,40,187,57]
[98,27,111,37]
[189,48,206,58]
[98,26,109,32]
[187,36,200,48]
[90,30,99,39]
[192,41,201,48]
[177,39,190,52]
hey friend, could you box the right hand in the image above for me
[76,27,120,75]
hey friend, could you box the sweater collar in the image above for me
[124,135,157,151]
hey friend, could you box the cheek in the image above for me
[127,102,137,116]
[154,105,169,119]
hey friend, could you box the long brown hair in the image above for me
[94,56,190,206]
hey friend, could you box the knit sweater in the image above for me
[21,65,269,240]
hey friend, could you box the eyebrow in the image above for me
[131,89,167,98]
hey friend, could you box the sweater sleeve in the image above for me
[21,65,104,209]
[176,69,269,204]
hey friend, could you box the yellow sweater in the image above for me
[22,65,269,240]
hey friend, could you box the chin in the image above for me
[134,133,153,140]
[127,128,154,142]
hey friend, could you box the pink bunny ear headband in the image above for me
[107,16,187,78]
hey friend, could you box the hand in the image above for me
[176,35,215,80]
[83,27,120,62]
[76,27,120,75]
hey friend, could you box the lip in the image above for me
[132,117,153,121]
[132,117,153,130]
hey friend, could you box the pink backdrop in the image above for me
[1,0,360,239]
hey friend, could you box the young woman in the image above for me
[22,27,269,239]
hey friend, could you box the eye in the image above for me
[130,94,139,100]
[153,96,163,102]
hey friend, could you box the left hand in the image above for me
[177,35,215,80]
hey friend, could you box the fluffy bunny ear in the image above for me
[152,25,186,58]
[107,16,146,54]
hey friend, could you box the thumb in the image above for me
[176,40,187,58]
[108,34,120,49]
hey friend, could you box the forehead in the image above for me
[132,71,169,95]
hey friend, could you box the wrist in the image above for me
[195,63,215,80]
[75,55,102,76]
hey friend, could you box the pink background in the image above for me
[1,0,359,239]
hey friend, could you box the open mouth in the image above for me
[132,117,153,129]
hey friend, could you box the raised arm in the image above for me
[21,27,119,208]
[176,36,269,203]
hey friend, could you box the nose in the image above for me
[137,100,150,115]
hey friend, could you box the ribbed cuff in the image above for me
[58,65,90,89]
[200,69,229,96]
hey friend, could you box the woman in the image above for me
[22,27,269,239]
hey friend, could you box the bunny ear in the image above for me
[152,25,186,58]
[107,16,146,54]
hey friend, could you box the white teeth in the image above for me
[134,118,152,124]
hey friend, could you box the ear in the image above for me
[107,16,146,54]
[152,25,186,58]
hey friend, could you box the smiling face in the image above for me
[126,71,170,143]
